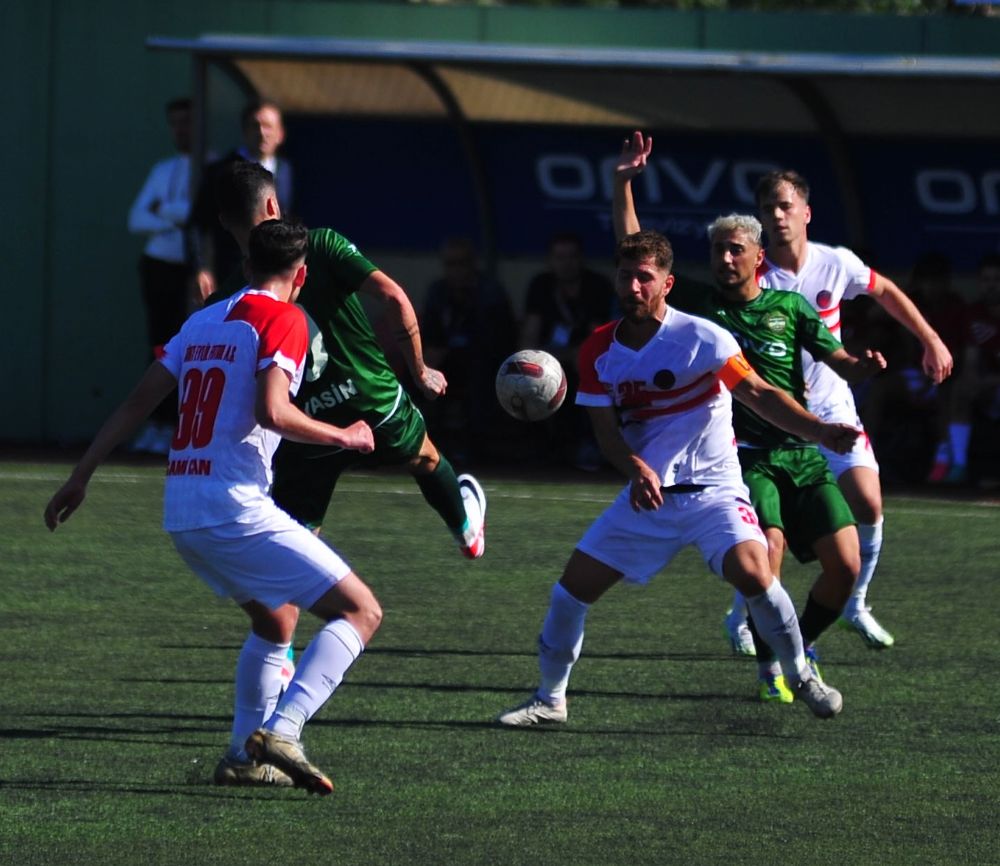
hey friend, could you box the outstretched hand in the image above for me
[44,478,87,531]
[858,348,887,378]
[922,339,953,385]
[616,131,653,181]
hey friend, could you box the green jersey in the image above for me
[294,227,403,425]
[674,284,842,448]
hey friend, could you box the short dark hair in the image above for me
[248,219,308,280]
[755,170,810,206]
[166,97,191,114]
[240,98,282,127]
[215,161,275,225]
[615,230,674,273]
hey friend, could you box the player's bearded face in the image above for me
[758,181,810,246]
[616,256,672,322]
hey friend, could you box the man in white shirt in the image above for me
[127,97,194,454]
[45,220,377,795]
[497,230,856,726]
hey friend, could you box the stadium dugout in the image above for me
[149,33,1000,273]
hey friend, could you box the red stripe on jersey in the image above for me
[755,261,772,283]
[577,320,618,397]
[618,370,714,408]
[226,293,308,368]
[628,382,722,420]
[819,305,840,319]
[867,269,878,292]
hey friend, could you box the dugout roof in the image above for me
[148,33,1000,259]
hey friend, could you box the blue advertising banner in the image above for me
[285,117,998,272]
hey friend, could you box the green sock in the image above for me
[413,453,467,534]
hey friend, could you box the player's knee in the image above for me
[851,497,881,525]
[248,603,299,643]
[826,557,860,593]
[352,596,383,643]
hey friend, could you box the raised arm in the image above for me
[44,362,178,530]
[612,131,652,242]
[731,369,860,454]
[869,273,953,384]
[360,269,447,400]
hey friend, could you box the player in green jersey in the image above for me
[211,162,485,555]
[613,141,887,701]
[201,162,487,785]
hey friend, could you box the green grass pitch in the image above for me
[2,459,998,865]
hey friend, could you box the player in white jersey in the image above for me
[45,221,377,795]
[720,170,952,651]
[497,230,858,727]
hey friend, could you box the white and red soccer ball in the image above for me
[495,350,567,422]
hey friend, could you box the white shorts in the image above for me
[576,483,766,582]
[814,396,880,477]
[170,505,352,610]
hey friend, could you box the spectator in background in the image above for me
[858,252,968,484]
[520,232,616,470]
[926,253,1000,484]
[126,97,194,455]
[422,238,516,461]
[187,99,293,302]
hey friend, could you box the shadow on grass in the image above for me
[0,778,305,799]
[159,643,731,663]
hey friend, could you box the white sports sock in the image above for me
[267,619,364,741]
[230,632,290,758]
[845,518,884,618]
[948,423,971,468]
[537,582,589,704]
[745,580,807,685]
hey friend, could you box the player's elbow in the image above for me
[255,398,287,433]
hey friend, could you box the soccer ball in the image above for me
[495,350,568,422]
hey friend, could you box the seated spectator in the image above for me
[422,238,516,460]
[520,233,616,470]
[927,253,1000,484]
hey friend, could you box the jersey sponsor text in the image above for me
[183,343,238,364]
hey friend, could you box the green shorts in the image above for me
[738,446,855,564]
[271,390,428,529]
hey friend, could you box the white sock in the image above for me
[230,632,290,759]
[948,423,971,467]
[745,580,807,684]
[267,619,364,741]
[845,518,884,618]
[537,582,589,704]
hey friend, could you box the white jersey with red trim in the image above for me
[158,287,308,532]
[757,241,875,413]
[576,307,749,488]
